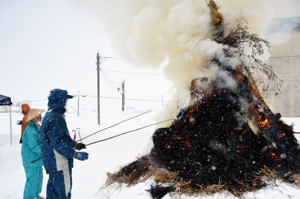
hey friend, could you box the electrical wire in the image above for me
[77,110,151,142]
[85,118,173,146]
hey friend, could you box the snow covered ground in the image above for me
[2,102,300,199]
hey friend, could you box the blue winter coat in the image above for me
[40,89,76,173]
[21,121,42,167]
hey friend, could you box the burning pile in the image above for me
[107,1,300,198]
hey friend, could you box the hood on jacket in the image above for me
[48,89,73,112]
[21,104,30,115]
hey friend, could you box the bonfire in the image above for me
[106,1,300,198]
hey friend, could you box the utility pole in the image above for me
[96,52,111,124]
[96,53,101,125]
[77,90,80,117]
[121,80,125,111]
[9,105,12,146]
[76,91,86,117]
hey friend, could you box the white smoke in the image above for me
[71,0,300,119]
[266,17,300,45]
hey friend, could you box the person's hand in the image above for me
[74,152,89,161]
[75,143,86,150]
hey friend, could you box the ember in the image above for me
[259,118,270,128]
[106,1,300,198]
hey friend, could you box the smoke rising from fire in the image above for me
[72,0,300,119]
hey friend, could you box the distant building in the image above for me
[268,16,300,117]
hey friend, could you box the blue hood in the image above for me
[48,89,73,113]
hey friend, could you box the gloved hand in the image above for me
[74,152,89,161]
[75,143,86,150]
[17,120,22,125]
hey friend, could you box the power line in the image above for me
[101,69,163,76]
[101,71,121,86]
[82,95,164,102]
[77,110,151,142]
[96,54,163,76]
[13,94,166,105]
[126,98,162,102]
[18,99,47,102]
[67,105,78,113]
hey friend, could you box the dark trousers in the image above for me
[46,168,72,199]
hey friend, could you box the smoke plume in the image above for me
[72,0,300,119]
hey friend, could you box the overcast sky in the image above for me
[0,0,105,100]
[0,0,168,106]
[1,0,299,107]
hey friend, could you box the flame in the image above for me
[185,140,192,147]
[259,118,270,128]
[269,152,276,156]
[175,136,182,140]
[279,132,286,137]
[175,136,192,147]
[184,102,202,122]
[234,127,243,131]
[269,152,281,161]
[235,146,246,153]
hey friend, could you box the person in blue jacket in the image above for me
[40,89,88,199]
[21,108,45,199]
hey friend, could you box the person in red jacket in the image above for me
[18,104,31,143]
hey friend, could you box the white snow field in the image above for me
[1,102,300,199]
